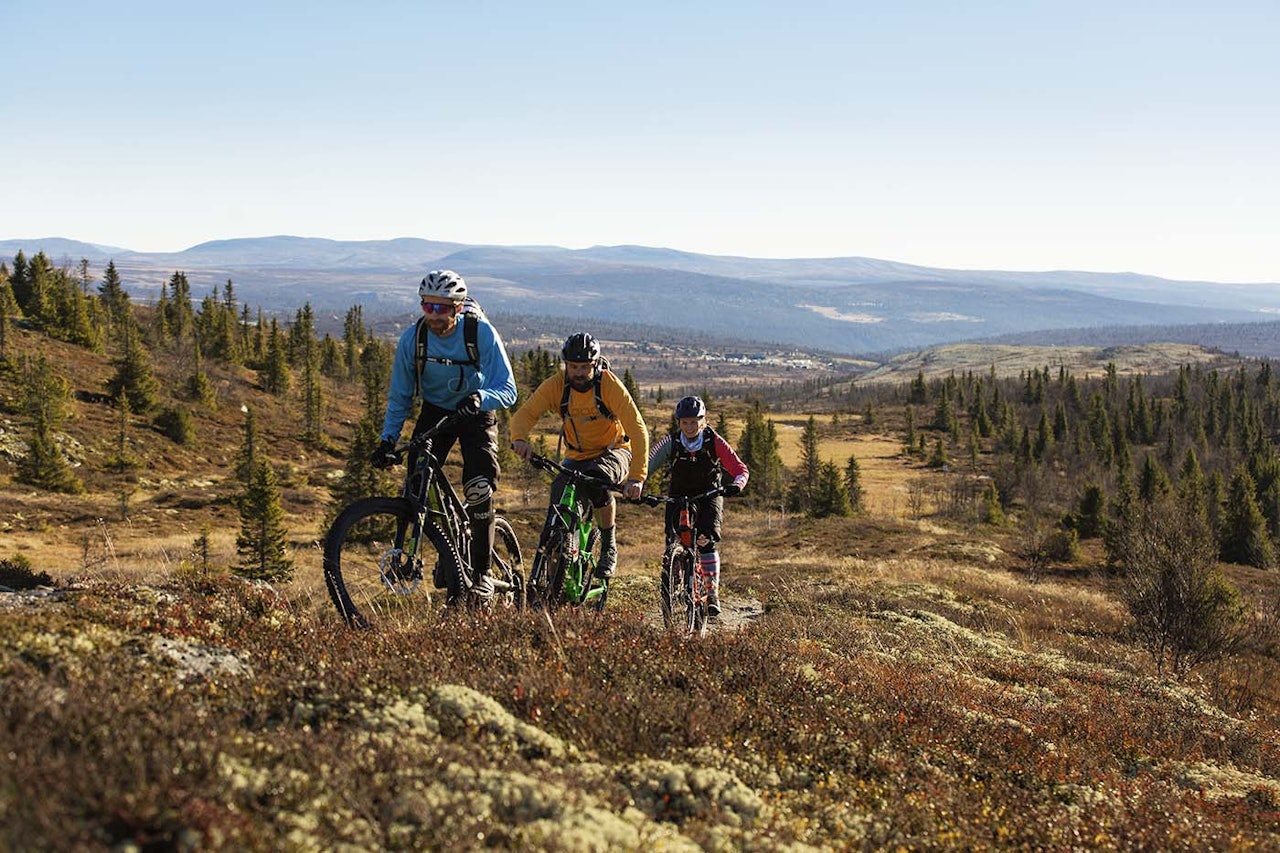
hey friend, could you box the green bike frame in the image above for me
[552,480,606,606]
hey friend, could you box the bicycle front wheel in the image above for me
[529,528,564,610]
[662,543,695,633]
[690,561,708,637]
[491,516,525,610]
[324,496,426,629]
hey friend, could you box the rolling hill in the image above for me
[4,235,1278,356]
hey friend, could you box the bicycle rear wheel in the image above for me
[324,496,426,629]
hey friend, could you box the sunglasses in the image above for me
[420,301,456,314]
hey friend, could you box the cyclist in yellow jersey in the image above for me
[510,332,649,579]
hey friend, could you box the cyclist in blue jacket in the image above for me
[371,270,517,598]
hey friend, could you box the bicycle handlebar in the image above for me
[382,414,461,466]
[527,453,626,493]
[636,486,727,507]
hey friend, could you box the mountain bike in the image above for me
[639,487,726,636]
[323,414,524,628]
[525,454,623,612]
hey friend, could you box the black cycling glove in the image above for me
[370,438,398,469]
[723,483,742,497]
[455,392,482,417]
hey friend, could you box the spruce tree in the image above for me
[931,385,955,432]
[327,415,391,525]
[810,460,852,518]
[234,407,260,485]
[185,343,215,405]
[981,481,1005,526]
[1176,446,1208,520]
[0,276,18,363]
[1138,453,1170,504]
[621,367,641,402]
[342,304,367,381]
[1071,483,1106,539]
[360,338,393,420]
[8,251,31,313]
[1220,465,1274,568]
[16,355,83,494]
[788,415,821,514]
[164,271,194,340]
[738,404,784,509]
[263,318,291,396]
[107,324,160,412]
[928,435,949,469]
[98,259,129,328]
[235,460,293,582]
[844,453,864,513]
[301,334,325,446]
[1034,409,1051,461]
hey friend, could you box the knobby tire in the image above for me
[492,516,526,610]
[662,542,698,634]
[324,496,422,629]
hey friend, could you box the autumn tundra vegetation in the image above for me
[1,252,1278,849]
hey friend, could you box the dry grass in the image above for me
[5,518,1279,849]
[4,327,1280,848]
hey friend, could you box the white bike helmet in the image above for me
[419,269,467,301]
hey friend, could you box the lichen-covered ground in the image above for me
[3,527,1279,850]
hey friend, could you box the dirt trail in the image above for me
[642,594,765,634]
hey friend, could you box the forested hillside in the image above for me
[2,251,1278,849]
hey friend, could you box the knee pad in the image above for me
[463,476,494,507]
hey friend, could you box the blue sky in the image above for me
[4,1,1277,282]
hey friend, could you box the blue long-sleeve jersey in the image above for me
[379,315,517,442]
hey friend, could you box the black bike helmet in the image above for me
[561,332,601,363]
[675,395,706,419]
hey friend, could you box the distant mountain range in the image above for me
[4,235,1278,356]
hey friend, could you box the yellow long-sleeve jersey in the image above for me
[509,369,650,483]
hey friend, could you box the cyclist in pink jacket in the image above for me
[646,396,749,619]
